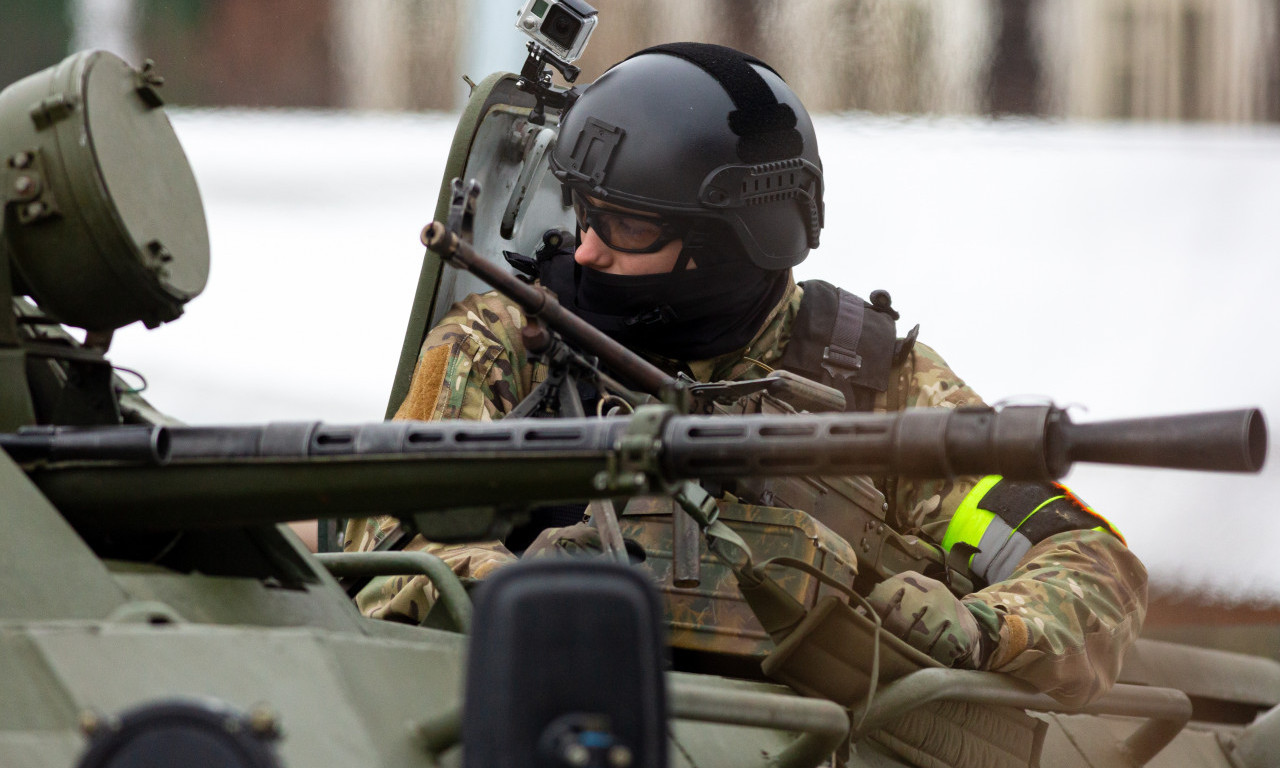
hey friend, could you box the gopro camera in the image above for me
[515,0,598,64]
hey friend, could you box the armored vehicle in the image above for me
[1,32,1278,768]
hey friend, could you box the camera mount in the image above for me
[516,41,581,126]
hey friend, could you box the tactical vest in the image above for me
[777,280,918,413]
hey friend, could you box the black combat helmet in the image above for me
[548,42,824,271]
[541,43,823,360]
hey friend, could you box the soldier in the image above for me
[348,43,1146,708]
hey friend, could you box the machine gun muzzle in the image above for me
[1050,407,1267,474]
[656,405,1267,481]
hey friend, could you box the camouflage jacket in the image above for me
[347,278,1147,706]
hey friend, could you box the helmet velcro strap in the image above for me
[630,42,804,164]
[728,102,796,135]
[729,103,803,162]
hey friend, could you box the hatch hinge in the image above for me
[3,148,60,224]
[29,94,79,131]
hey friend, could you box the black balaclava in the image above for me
[539,223,788,362]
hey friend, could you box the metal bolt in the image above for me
[562,743,591,768]
[13,175,34,195]
[12,151,31,169]
[78,710,100,736]
[881,502,889,513]
[608,745,634,768]
[25,201,45,217]
[248,707,281,738]
[861,538,871,553]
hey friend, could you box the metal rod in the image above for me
[591,499,631,564]
[422,222,675,396]
[671,506,701,588]
[314,551,471,633]
[669,679,849,768]
[414,678,849,768]
[850,669,1191,766]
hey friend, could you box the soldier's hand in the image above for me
[865,572,993,669]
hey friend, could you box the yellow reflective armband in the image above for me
[941,476,1123,586]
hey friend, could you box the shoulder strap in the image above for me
[777,280,905,412]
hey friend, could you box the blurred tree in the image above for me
[4,0,1270,119]
[333,0,458,110]
[989,0,1041,114]
[70,0,140,66]
[710,0,770,61]
[135,0,332,108]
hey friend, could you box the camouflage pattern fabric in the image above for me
[353,278,1147,706]
[342,515,515,624]
[866,571,994,669]
[612,496,861,658]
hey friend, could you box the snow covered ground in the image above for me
[108,108,1280,601]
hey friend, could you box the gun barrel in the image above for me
[17,405,1265,534]
[0,425,169,464]
[1057,407,1267,473]
[660,405,1268,480]
[421,221,675,396]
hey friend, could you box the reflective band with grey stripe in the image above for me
[972,516,1035,585]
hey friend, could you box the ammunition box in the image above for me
[619,497,859,660]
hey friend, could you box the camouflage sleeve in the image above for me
[966,530,1147,705]
[394,290,539,421]
[881,341,1148,705]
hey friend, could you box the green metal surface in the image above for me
[0,51,208,331]
[1118,637,1280,709]
[0,450,127,620]
[32,453,605,533]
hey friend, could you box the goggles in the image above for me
[571,191,684,254]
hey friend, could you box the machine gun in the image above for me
[4,402,1265,534]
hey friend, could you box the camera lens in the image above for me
[540,5,582,50]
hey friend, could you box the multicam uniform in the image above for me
[346,278,1147,706]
